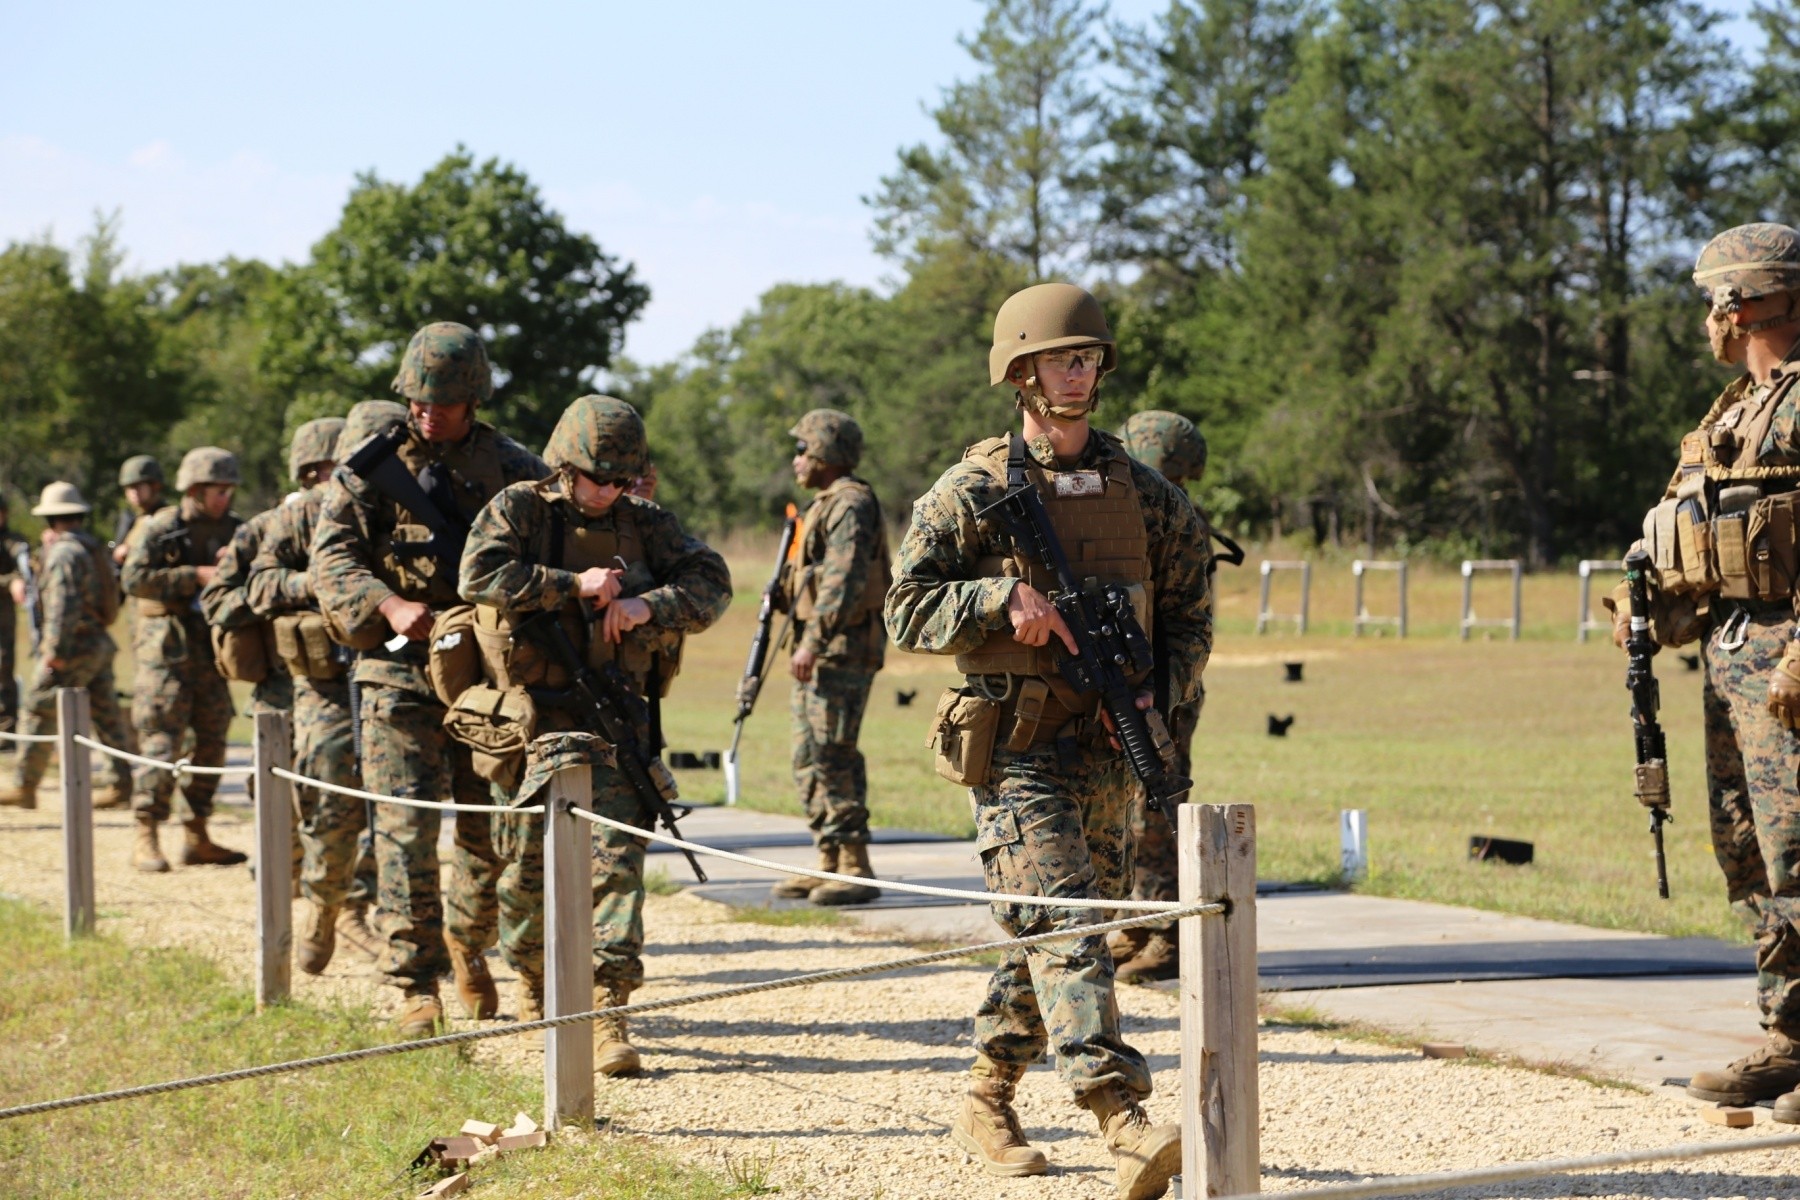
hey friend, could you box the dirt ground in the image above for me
[3,791,1798,1199]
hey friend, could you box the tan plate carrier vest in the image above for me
[1643,372,1800,604]
[789,478,892,624]
[136,511,238,619]
[373,426,508,608]
[953,435,1152,743]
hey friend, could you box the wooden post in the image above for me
[1509,560,1523,641]
[544,764,595,1131]
[1179,803,1259,1197]
[1298,561,1311,635]
[57,687,95,940]
[1255,562,1273,635]
[1397,561,1409,638]
[253,711,294,1010]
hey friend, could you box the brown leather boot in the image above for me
[1116,931,1179,985]
[1085,1083,1182,1200]
[335,905,382,959]
[396,990,443,1039]
[297,901,339,976]
[1107,925,1152,967]
[517,975,544,1023]
[0,781,36,809]
[447,936,500,1019]
[950,1054,1049,1178]
[132,815,170,873]
[593,983,641,1076]
[1775,1089,1800,1124]
[180,818,247,866]
[91,781,130,810]
[1689,1031,1800,1104]
[811,841,881,906]
[771,843,837,900]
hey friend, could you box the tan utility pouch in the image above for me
[443,685,537,791]
[324,605,391,651]
[212,622,274,683]
[1714,485,1759,600]
[1642,498,1683,592]
[427,604,482,707]
[928,687,1001,787]
[1746,489,1800,601]
[473,606,563,691]
[1674,478,1718,594]
[1003,678,1052,753]
[272,612,345,680]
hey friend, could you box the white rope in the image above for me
[570,805,1186,911]
[0,729,57,744]
[269,768,542,815]
[72,736,250,776]
[1220,1129,1800,1200]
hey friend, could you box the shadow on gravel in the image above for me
[651,962,975,987]
[1260,1167,1800,1198]
[644,938,904,957]
[640,1014,969,1045]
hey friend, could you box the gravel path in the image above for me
[4,788,1799,1198]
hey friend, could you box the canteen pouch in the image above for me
[928,687,1001,787]
[1747,489,1800,601]
[211,622,273,683]
[272,612,346,680]
[426,604,482,706]
[443,684,537,791]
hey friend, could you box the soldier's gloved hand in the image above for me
[1768,643,1800,730]
[1604,581,1632,651]
[1099,689,1155,751]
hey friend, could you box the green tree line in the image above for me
[7,1,1800,564]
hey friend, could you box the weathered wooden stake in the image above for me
[1179,803,1260,1197]
[253,710,294,1010]
[544,764,595,1131]
[57,687,95,940]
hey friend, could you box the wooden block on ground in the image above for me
[461,1119,501,1144]
[1421,1043,1467,1059]
[506,1111,540,1136]
[1701,1106,1754,1128]
[419,1173,469,1198]
[429,1136,484,1166]
[495,1130,549,1152]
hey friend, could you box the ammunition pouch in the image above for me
[211,621,276,683]
[474,605,679,698]
[1642,481,1800,605]
[927,687,1001,787]
[272,612,346,681]
[323,603,391,651]
[442,684,537,791]
[426,604,482,706]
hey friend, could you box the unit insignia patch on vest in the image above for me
[1053,471,1105,497]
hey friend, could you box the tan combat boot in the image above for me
[446,936,500,1019]
[396,990,443,1039]
[180,818,247,866]
[593,983,641,1076]
[1107,925,1152,967]
[132,815,171,873]
[517,974,544,1023]
[1085,1084,1182,1200]
[335,905,382,959]
[1688,1031,1800,1104]
[1775,1089,1800,1124]
[296,901,339,976]
[771,843,837,900]
[1115,931,1179,985]
[92,781,130,810]
[0,781,36,809]
[810,841,881,906]
[950,1054,1049,1178]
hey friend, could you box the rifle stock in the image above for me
[343,425,468,579]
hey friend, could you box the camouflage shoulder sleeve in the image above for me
[121,509,198,602]
[1133,461,1212,704]
[39,538,85,657]
[459,483,580,614]
[309,475,396,634]
[632,498,733,635]
[884,460,1018,656]
[799,483,881,654]
[200,514,266,629]
[247,494,318,616]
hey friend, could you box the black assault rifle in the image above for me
[513,610,708,883]
[727,503,799,780]
[13,543,40,654]
[343,424,468,579]
[979,434,1192,823]
[1623,549,1672,900]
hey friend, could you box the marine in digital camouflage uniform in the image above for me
[765,409,890,906]
[247,414,380,973]
[310,323,545,1036]
[885,284,1209,1196]
[1109,410,1214,983]
[0,495,32,741]
[201,498,294,716]
[0,483,131,810]
[122,447,247,873]
[113,454,169,567]
[461,395,731,1074]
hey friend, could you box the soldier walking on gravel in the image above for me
[311,323,546,1037]
[0,484,131,811]
[765,409,891,907]
[246,414,381,971]
[122,447,248,873]
[885,284,1210,1199]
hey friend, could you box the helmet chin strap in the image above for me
[1015,375,1101,422]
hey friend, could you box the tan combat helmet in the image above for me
[340,400,410,458]
[118,455,164,488]
[391,322,494,407]
[544,395,648,481]
[1119,411,1207,485]
[790,409,864,470]
[1694,223,1800,333]
[175,447,240,493]
[989,283,1116,421]
[288,417,346,483]
[32,481,91,518]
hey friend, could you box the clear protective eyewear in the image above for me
[1038,347,1106,373]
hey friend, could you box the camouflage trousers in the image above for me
[293,675,374,911]
[491,764,651,996]
[360,683,501,994]
[790,664,875,846]
[1124,696,1201,933]
[0,596,17,738]
[9,646,131,794]
[131,617,234,822]
[970,727,1152,1104]
[1703,604,1800,1035]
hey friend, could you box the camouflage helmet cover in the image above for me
[32,481,91,518]
[988,283,1117,386]
[789,408,864,469]
[175,446,240,492]
[1693,223,1800,310]
[390,321,494,407]
[288,417,346,482]
[339,400,409,459]
[1119,411,1208,484]
[544,395,648,480]
[119,454,165,488]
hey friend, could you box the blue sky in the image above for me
[0,0,1763,365]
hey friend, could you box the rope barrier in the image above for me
[73,736,250,777]
[570,805,1186,911]
[269,768,543,815]
[0,729,58,744]
[1219,1129,1800,1200]
[0,901,1220,1121]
